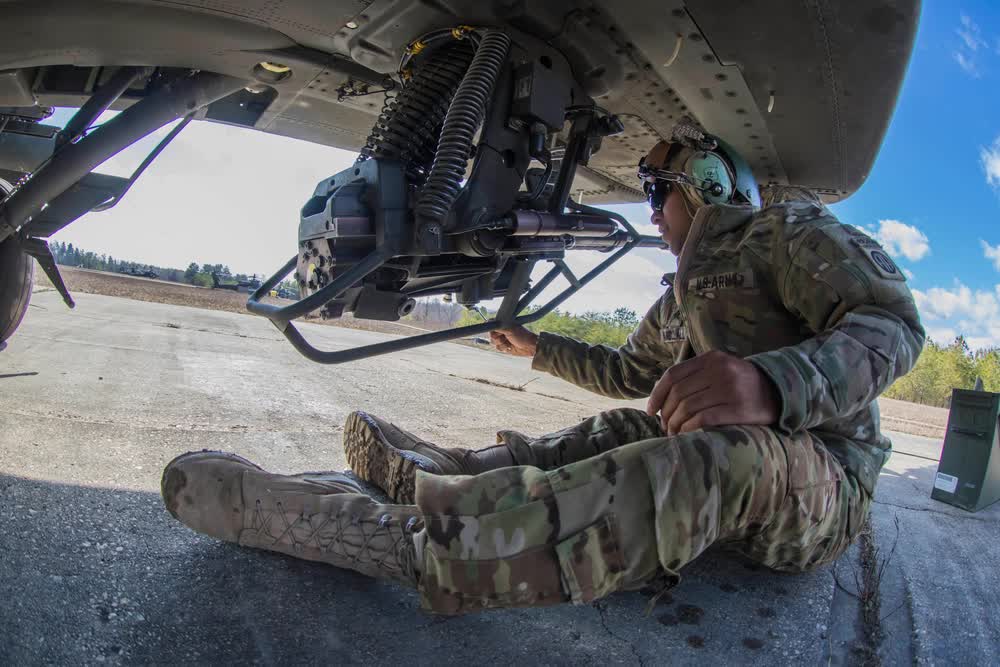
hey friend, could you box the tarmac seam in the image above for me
[872,499,994,523]
[445,373,593,407]
[888,450,940,463]
[593,601,646,666]
[856,518,884,666]
[4,408,345,435]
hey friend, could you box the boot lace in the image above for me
[249,500,421,580]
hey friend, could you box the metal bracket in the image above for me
[0,72,247,244]
[19,236,74,308]
[245,203,656,364]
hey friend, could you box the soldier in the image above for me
[161,120,924,615]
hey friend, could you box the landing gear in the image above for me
[0,69,248,348]
[0,178,33,352]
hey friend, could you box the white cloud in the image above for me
[925,326,958,345]
[871,219,930,261]
[902,267,915,280]
[913,281,1000,349]
[982,239,1000,271]
[958,14,986,51]
[954,51,980,76]
[981,138,1000,187]
[912,281,1000,350]
[912,282,999,320]
[966,336,997,350]
[954,14,987,76]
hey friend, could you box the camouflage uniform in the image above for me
[411,201,924,613]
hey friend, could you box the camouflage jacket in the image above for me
[532,202,925,494]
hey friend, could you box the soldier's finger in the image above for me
[666,388,722,435]
[677,405,731,434]
[660,378,712,432]
[646,355,707,416]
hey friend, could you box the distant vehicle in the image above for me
[118,266,158,279]
[211,272,262,293]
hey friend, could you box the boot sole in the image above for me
[344,412,429,504]
[160,450,262,522]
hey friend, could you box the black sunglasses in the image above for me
[644,179,673,213]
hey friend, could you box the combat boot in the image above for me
[160,450,422,586]
[343,411,514,503]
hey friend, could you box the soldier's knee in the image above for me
[662,425,786,490]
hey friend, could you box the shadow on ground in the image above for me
[0,473,853,665]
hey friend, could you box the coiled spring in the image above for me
[357,41,474,181]
[355,86,396,163]
[416,30,512,230]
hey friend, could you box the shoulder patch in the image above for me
[851,239,905,280]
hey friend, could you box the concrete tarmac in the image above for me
[2,292,997,665]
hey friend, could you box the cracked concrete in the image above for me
[870,431,1000,664]
[594,601,647,666]
[872,499,996,522]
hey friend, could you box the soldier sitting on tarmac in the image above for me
[160,120,924,615]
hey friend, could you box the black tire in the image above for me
[0,177,34,351]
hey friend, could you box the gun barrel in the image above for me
[509,210,618,237]
[571,232,665,251]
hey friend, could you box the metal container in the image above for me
[931,389,1000,512]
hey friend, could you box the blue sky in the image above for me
[47,4,1000,347]
[829,2,1000,348]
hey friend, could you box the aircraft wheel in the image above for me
[0,178,34,351]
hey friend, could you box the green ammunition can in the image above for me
[931,389,1000,512]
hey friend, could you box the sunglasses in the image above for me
[643,179,673,213]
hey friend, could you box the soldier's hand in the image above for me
[490,326,538,357]
[645,350,780,435]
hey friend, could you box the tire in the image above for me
[0,177,34,351]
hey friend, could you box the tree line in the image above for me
[884,337,1000,407]
[47,241,272,289]
[456,306,641,347]
[457,306,998,408]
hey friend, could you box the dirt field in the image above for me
[32,266,946,438]
[33,266,442,338]
[878,396,948,439]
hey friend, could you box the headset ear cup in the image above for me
[686,150,735,205]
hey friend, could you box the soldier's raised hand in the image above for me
[646,350,781,435]
[490,326,538,357]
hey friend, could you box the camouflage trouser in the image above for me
[413,408,870,614]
